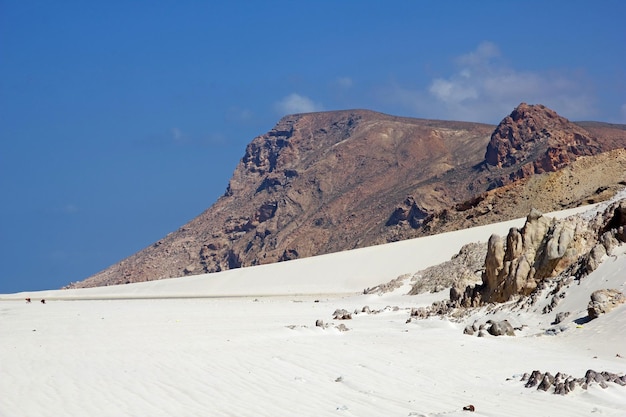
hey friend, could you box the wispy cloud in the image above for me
[382,42,595,123]
[335,77,353,89]
[170,127,187,144]
[226,107,254,123]
[620,104,626,123]
[275,93,323,115]
[49,204,79,215]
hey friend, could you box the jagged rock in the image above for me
[332,309,352,320]
[525,370,543,388]
[587,289,625,319]
[484,103,601,188]
[553,311,570,325]
[410,307,429,318]
[315,319,324,327]
[386,196,431,228]
[537,372,555,391]
[585,244,606,273]
[457,200,626,306]
[522,369,626,394]
[478,209,557,302]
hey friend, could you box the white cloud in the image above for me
[275,93,323,115]
[456,41,500,67]
[382,42,595,123]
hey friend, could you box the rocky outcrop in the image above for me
[587,289,625,319]
[521,369,626,394]
[483,103,602,189]
[408,242,486,295]
[454,199,626,305]
[486,319,515,336]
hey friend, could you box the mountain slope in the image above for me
[69,104,626,288]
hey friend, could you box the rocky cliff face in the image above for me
[483,103,602,188]
[69,104,626,289]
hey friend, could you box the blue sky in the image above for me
[1,1,625,293]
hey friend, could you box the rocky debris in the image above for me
[410,307,430,319]
[520,369,626,394]
[332,309,352,320]
[350,305,401,316]
[544,325,569,336]
[552,311,570,325]
[463,320,515,336]
[335,323,350,332]
[364,274,410,295]
[587,289,625,319]
[409,242,486,295]
[463,324,476,335]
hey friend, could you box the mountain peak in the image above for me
[484,103,601,184]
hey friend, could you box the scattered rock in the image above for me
[332,309,352,320]
[462,404,475,412]
[544,326,568,336]
[587,289,625,319]
[553,311,570,325]
[537,372,555,391]
[335,323,350,332]
[486,320,515,336]
[522,369,626,394]
[364,274,409,294]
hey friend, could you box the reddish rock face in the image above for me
[484,103,602,187]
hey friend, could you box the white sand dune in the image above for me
[1,204,625,417]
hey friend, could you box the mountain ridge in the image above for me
[68,104,626,288]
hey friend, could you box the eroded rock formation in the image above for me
[451,200,626,306]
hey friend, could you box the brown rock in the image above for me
[587,289,625,319]
[68,105,626,288]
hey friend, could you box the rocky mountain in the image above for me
[69,104,626,288]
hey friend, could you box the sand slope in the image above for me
[1,204,624,417]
